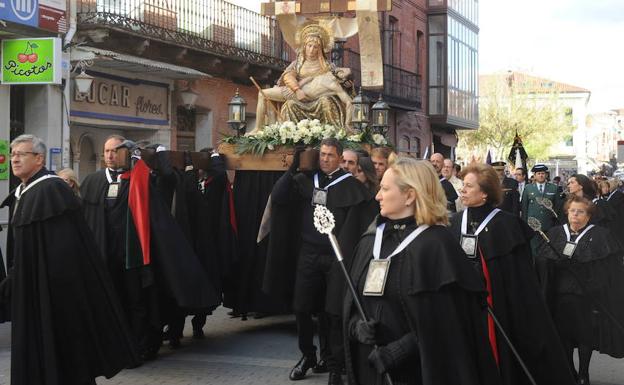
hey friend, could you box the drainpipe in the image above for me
[61,0,77,168]
[64,0,77,48]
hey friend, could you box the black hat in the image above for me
[491,161,506,167]
[531,164,548,172]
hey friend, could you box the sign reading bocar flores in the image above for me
[71,72,170,129]
[1,38,62,84]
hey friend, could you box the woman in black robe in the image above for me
[566,174,615,232]
[344,157,501,385]
[536,195,624,385]
[449,163,575,385]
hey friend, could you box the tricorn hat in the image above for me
[531,164,548,172]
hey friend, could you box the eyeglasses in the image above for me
[10,151,39,159]
[568,209,587,215]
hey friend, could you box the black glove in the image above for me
[351,318,378,345]
[367,332,418,374]
[184,150,193,168]
[288,146,305,174]
[0,276,11,302]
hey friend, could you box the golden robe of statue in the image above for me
[249,24,354,134]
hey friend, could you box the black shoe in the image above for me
[169,338,181,349]
[578,374,590,385]
[193,329,205,339]
[289,355,317,381]
[328,372,343,385]
[312,359,328,373]
[141,348,158,362]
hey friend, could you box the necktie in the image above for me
[539,184,543,193]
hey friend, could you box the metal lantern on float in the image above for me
[351,88,370,131]
[227,89,247,136]
[371,94,389,135]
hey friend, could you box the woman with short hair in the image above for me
[344,157,501,385]
[536,195,624,385]
[57,168,81,197]
[450,163,575,385]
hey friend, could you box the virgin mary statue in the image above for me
[249,24,354,134]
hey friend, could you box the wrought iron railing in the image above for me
[343,48,422,109]
[77,0,293,68]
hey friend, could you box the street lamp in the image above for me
[180,87,199,110]
[371,94,389,135]
[227,89,247,136]
[351,88,370,131]
[74,69,94,96]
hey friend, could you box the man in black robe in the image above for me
[492,161,520,216]
[430,153,458,213]
[264,139,378,385]
[80,137,219,359]
[0,134,140,384]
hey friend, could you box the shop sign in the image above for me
[1,37,62,84]
[0,140,8,180]
[38,0,66,33]
[0,0,39,27]
[71,72,170,127]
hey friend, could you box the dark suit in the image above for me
[499,177,520,216]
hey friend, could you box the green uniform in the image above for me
[521,182,561,232]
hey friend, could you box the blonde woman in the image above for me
[57,168,81,197]
[344,157,500,385]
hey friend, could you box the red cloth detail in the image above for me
[203,176,214,189]
[479,247,499,367]
[225,181,238,235]
[122,160,151,265]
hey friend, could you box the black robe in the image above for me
[264,169,378,315]
[344,221,501,385]
[3,169,140,385]
[536,224,624,357]
[498,177,519,216]
[450,207,575,385]
[0,240,7,323]
[80,167,219,310]
[605,190,624,246]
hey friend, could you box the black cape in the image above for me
[536,224,624,357]
[450,208,575,385]
[264,169,378,315]
[80,167,219,310]
[3,170,140,385]
[344,222,502,385]
[498,177,519,216]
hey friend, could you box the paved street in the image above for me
[0,306,623,384]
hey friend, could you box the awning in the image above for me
[71,46,210,80]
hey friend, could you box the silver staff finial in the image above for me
[314,204,336,235]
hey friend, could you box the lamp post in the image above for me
[351,88,370,132]
[371,94,390,135]
[227,89,247,136]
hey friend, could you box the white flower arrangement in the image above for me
[224,119,390,155]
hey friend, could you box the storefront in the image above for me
[69,46,207,180]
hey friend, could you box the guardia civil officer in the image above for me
[521,164,561,233]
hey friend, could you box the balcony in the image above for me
[77,0,293,71]
[343,49,422,110]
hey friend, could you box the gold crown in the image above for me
[296,23,333,53]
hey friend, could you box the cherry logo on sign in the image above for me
[0,155,5,164]
[17,41,39,63]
